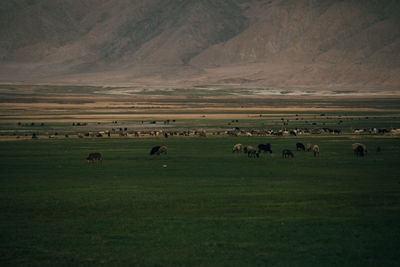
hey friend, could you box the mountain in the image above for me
[0,0,399,91]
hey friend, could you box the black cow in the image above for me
[258,143,272,153]
[282,149,294,158]
[150,146,168,155]
[150,146,161,155]
[354,145,364,157]
[86,152,102,163]
[296,142,306,151]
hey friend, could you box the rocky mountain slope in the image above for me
[0,0,399,90]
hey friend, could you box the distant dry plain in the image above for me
[1,84,400,123]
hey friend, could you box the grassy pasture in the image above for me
[1,85,400,265]
[1,136,399,266]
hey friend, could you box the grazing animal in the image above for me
[243,146,251,153]
[354,145,364,157]
[296,142,306,151]
[258,143,272,153]
[333,129,341,134]
[232,144,243,153]
[150,146,161,155]
[352,143,368,155]
[86,152,102,163]
[150,146,168,155]
[244,146,259,158]
[157,146,168,155]
[282,149,294,158]
[313,145,320,157]
[376,146,382,153]
[306,143,312,152]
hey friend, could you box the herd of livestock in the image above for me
[20,125,400,140]
[85,142,372,163]
[73,127,400,138]
[233,142,321,158]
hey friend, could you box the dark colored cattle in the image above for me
[352,143,368,155]
[150,146,168,155]
[354,145,364,157]
[282,149,294,158]
[296,143,306,151]
[258,143,272,153]
[86,152,102,163]
[333,129,341,134]
[150,146,161,155]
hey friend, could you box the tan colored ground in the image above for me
[1,86,400,123]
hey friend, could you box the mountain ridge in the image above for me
[0,0,399,90]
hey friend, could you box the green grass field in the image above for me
[1,136,399,266]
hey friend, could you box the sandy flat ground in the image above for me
[2,113,400,123]
[1,87,400,123]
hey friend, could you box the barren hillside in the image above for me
[0,0,399,91]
